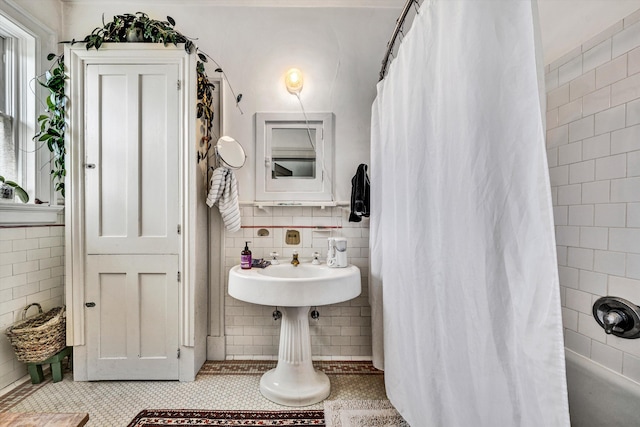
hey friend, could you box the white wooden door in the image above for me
[85,64,180,255]
[85,255,179,380]
[84,63,180,380]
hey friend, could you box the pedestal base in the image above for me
[260,366,330,406]
[259,306,330,406]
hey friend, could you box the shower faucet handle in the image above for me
[593,296,640,339]
[603,310,628,334]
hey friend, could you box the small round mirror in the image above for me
[216,136,246,169]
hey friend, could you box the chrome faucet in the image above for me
[291,251,300,266]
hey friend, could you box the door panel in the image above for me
[86,255,179,380]
[84,63,181,380]
[85,64,179,255]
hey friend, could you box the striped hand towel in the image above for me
[206,167,241,232]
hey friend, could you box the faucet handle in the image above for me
[603,310,627,334]
[270,251,279,265]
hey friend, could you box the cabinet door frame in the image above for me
[64,44,198,381]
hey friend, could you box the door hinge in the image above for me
[177,348,181,359]
[177,80,181,90]
[177,271,181,282]
[177,224,181,235]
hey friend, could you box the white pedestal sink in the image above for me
[228,263,361,406]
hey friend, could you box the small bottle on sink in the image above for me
[241,241,252,269]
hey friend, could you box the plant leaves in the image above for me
[215,68,222,73]
[197,53,207,62]
[236,94,243,103]
[13,186,29,203]
[167,16,175,26]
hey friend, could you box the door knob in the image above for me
[85,302,96,308]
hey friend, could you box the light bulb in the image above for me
[285,68,303,94]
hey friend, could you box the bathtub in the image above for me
[565,349,640,426]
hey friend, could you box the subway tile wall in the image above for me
[0,218,65,390]
[223,205,371,359]
[546,8,640,384]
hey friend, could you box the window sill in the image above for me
[0,204,64,226]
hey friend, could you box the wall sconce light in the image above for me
[285,68,304,95]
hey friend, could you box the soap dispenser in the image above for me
[241,241,252,269]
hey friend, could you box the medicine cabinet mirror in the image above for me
[255,112,334,201]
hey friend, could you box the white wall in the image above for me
[6,0,62,38]
[0,0,63,392]
[61,3,395,360]
[546,8,640,384]
[538,0,640,65]
[62,4,397,203]
[0,219,65,390]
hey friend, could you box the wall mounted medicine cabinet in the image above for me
[255,112,334,202]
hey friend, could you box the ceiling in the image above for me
[60,0,640,65]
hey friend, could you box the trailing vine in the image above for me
[34,53,66,197]
[35,12,242,196]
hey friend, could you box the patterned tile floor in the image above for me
[0,361,387,426]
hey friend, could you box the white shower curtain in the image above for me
[370,1,570,425]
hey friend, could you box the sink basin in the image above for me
[228,263,361,307]
[227,262,361,406]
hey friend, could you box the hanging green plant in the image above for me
[35,12,242,196]
[34,53,66,197]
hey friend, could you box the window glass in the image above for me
[0,34,16,180]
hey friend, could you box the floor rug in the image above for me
[127,409,325,426]
[198,361,382,376]
[323,400,409,427]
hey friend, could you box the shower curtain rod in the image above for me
[379,0,421,81]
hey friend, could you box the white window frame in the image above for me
[0,4,62,225]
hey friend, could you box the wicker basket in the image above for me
[5,303,66,363]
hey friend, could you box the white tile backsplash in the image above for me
[547,9,640,386]
[569,116,595,142]
[558,99,583,126]
[558,141,582,165]
[583,39,612,73]
[594,203,626,227]
[610,176,640,202]
[582,133,611,160]
[609,227,640,253]
[569,160,595,184]
[570,70,596,101]
[595,54,628,89]
[591,340,623,372]
[593,250,626,276]
[223,206,371,358]
[595,153,627,180]
[579,226,608,250]
[611,72,640,106]
[612,19,640,58]
[611,124,640,154]
[594,105,626,135]
[568,205,593,226]
[629,46,640,75]
[583,86,611,116]
[0,224,65,391]
[559,55,583,86]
